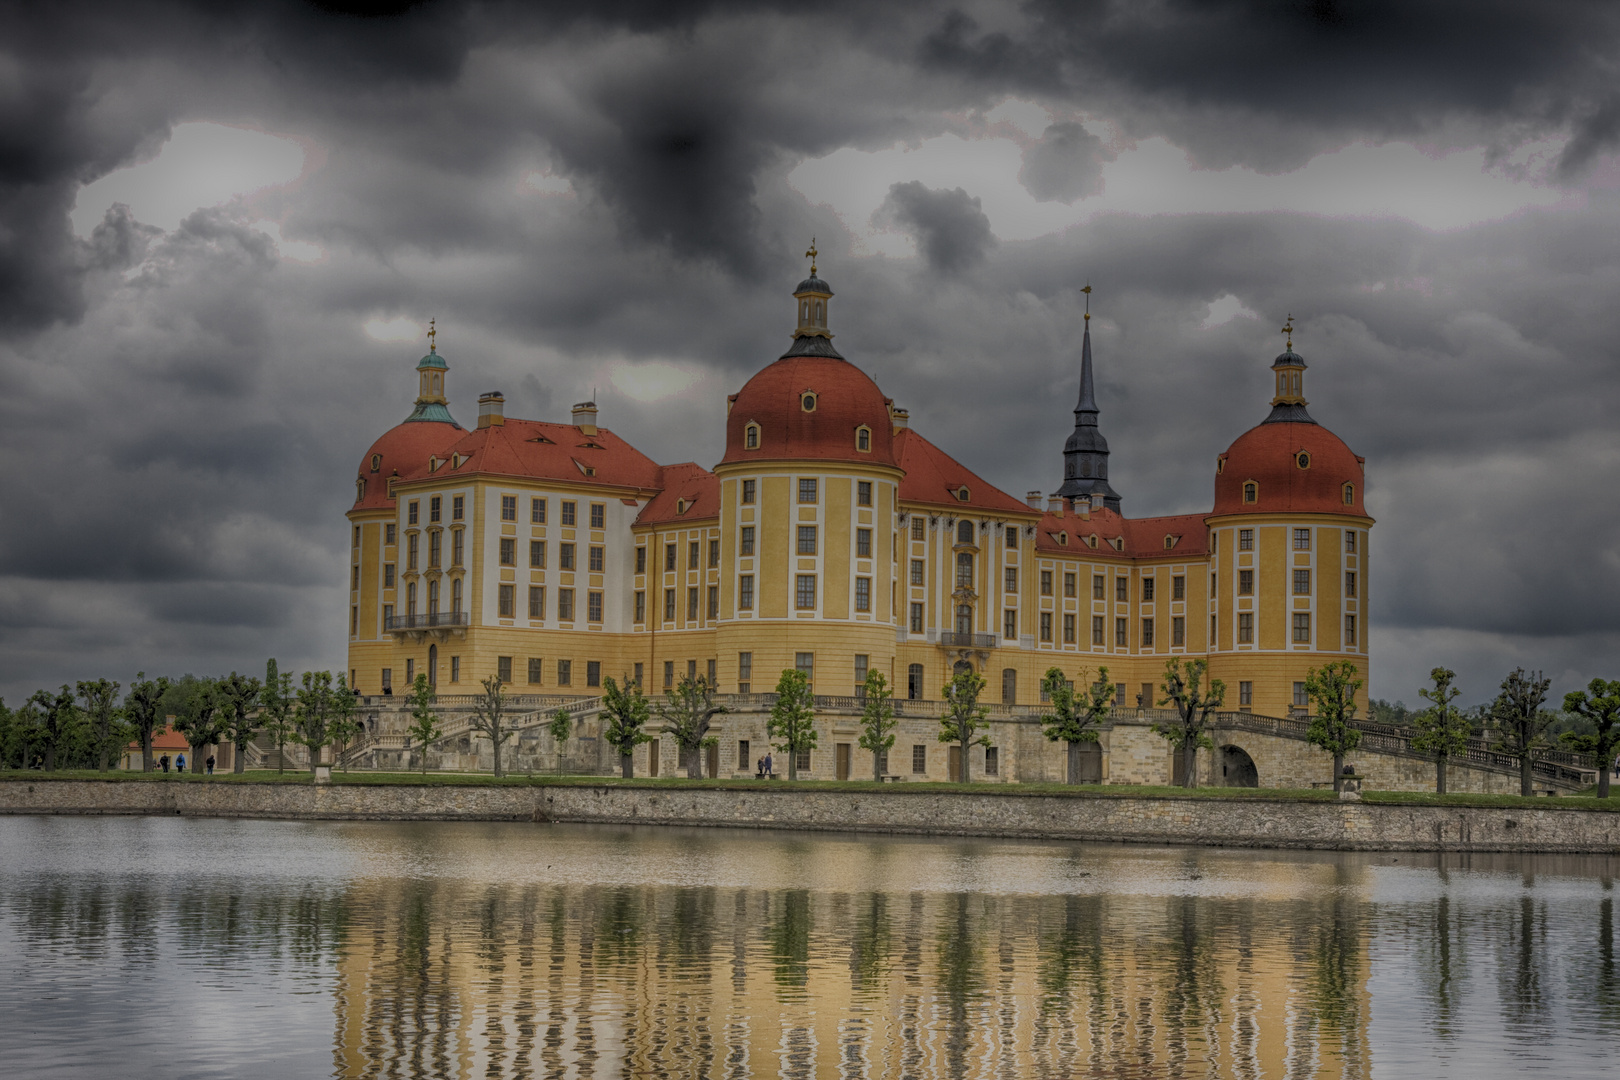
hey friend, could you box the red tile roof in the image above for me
[1214,421,1370,518]
[376,418,665,498]
[126,725,193,752]
[1034,508,1210,558]
[635,463,720,526]
[720,354,899,467]
[894,429,1033,515]
[353,421,465,511]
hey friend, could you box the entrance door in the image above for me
[706,743,719,779]
[648,739,660,777]
[948,745,963,782]
[836,743,851,781]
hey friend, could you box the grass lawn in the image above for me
[4,769,1617,810]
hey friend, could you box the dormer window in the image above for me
[370,454,381,472]
[1164,535,1178,550]
[428,457,441,473]
[676,498,689,515]
[956,486,970,502]
[1342,482,1354,505]
[801,392,817,412]
[1086,534,1098,548]
[1111,537,1124,551]
[855,425,871,452]
[1216,456,1225,475]
[1243,481,1258,504]
[744,422,760,449]
[574,460,595,477]
[356,478,366,501]
[1296,451,1311,469]
[451,453,463,468]
[1057,532,1068,546]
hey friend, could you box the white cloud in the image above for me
[520,169,574,196]
[363,316,425,344]
[608,359,704,403]
[1200,294,1260,329]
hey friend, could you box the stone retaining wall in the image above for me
[3,779,1618,853]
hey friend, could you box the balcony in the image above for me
[937,631,997,648]
[385,611,469,637]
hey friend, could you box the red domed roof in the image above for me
[1212,421,1369,518]
[719,354,898,468]
[352,420,463,511]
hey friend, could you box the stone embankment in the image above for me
[3,779,1618,853]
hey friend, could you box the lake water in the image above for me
[1,816,1617,1079]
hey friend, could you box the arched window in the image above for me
[956,520,974,544]
[855,426,870,452]
[370,454,381,472]
[428,579,439,614]
[356,478,365,501]
[1342,482,1354,505]
[1081,459,1091,477]
[815,301,823,325]
[744,423,760,450]
[801,392,817,412]
[800,300,808,322]
[956,486,970,502]
[1243,481,1258,504]
[407,582,417,615]
[956,604,973,635]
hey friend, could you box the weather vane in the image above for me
[1082,282,1092,322]
[428,317,437,353]
[805,238,817,276]
[1281,314,1294,351]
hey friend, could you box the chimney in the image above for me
[1025,490,1043,509]
[891,407,909,434]
[476,391,505,429]
[572,400,598,435]
[1073,497,1090,521]
[1048,496,1064,515]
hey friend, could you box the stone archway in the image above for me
[952,659,974,677]
[1219,744,1258,787]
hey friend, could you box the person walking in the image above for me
[763,752,773,779]
[205,755,215,775]
[176,753,186,774]
[160,754,170,773]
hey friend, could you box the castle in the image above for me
[346,257,1372,782]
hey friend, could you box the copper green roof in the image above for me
[404,401,459,425]
[417,350,448,370]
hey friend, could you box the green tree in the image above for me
[259,660,296,773]
[173,678,225,774]
[938,668,991,784]
[328,675,361,772]
[404,673,442,775]
[295,670,336,774]
[601,675,652,778]
[1305,660,1364,793]
[215,672,264,775]
[548,706,574,771]
[1489,668,1554,798]
[1041,665,1112,784]
[29,686,81,773]
[468,675,517,777]
[656,675,727,779]
[1562,678,1620,798]
[75,678,124,773]
[768,668,818,781]
[857,670,897,782]
[125,673,171,773]
[9,699,43,769]
[1411,667,1469,795]
[1153,658,1226,789]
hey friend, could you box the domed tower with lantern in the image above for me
[1205,317,1374,719]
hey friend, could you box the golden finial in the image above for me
[428,317,437,353]
[1082,282,1092,322]
[805,238,818,276]
[1281,314,1294,351]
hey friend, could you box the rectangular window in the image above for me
[528,586,545,619]
[739,575,754,611]
[1039,612,1053,642]
[1172,575,1185,601]
[740,526,755,556]
[708,585,719,618]
[635,546,646,573]
[452,529,464,567]
[1346,530,1358,553]
[386,523,397,545]
[1293,612,1311,642]
[561,501,576,526]
[1238,612,1254,643]
[632,663,643,688]
[1239,569,1254,595]
[797,526,817,555]
[586,661,601,688]
[557,659,571,686]
[910,602,924,633]
[984,747,998,777]
[1142,617,1155,647]
[857,480,872,506]
[429,495,442,523]
[1093,575,1104,601]
[383,604,393,626]
[910,559,925,585]
[1040,570,1053,596]
[912,745,927,774]
[406,658,414,683]
[531,497,546,524]
[688,541,699,569]
[350,605,358,633]
[501,496,517,522]
[796,575,816,609]
[1239,528,1253,551]
[381,667,393,693]
[1294,568,1311,594]
[498,584,514,617]
[589,546,604,572]
[665,543,677,571]
[558,588,574,621]
[798,478,817,504]
[1346,613,1357,646]
[855,577,871,612]
[1239,680,1253,706]
[1346,571,1357,597]
[1006,526,1018,547]
[559,543,575,570]
[497,656,511,683]
[587,591,603,622]
[739,740,750,770]
[530,540,545,568]
[1092,615,1104,645]
[528,658,543,684]
[1294,528,1311,550]
[1005,568,1018,593]
[795,652,814,689]
[384,563,396,588]
[452,495,464,521]
[854,654,869,697]
[634,590,645,622]
[912,517,925,540]
[709,539,720,568]
[663,661,675,689]
[1142,578,1155,603]
[408,500,419,525]
[428,531,441,568]
[1294,682,1309,708]
[738,651,752,689]
[1115,617,1127,647]
[856,528,872,558]
[500,538,515,566]
[1115,577,1128,602]
[1172,616,1185,647]
[741,479,756,504]
[1004,609,1018,639]
[687,587,699,620]
[589,503,604,529]
[795,748,811,774]
[664,588,675,620]
[1064,572,1076,598]
[1064,613,1077,644]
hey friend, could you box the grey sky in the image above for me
[2,0,1618,709]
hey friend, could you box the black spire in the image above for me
[1053,301,1122,511]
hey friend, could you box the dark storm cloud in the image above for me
[1018,122,1111,202]
[874,181,997,273]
